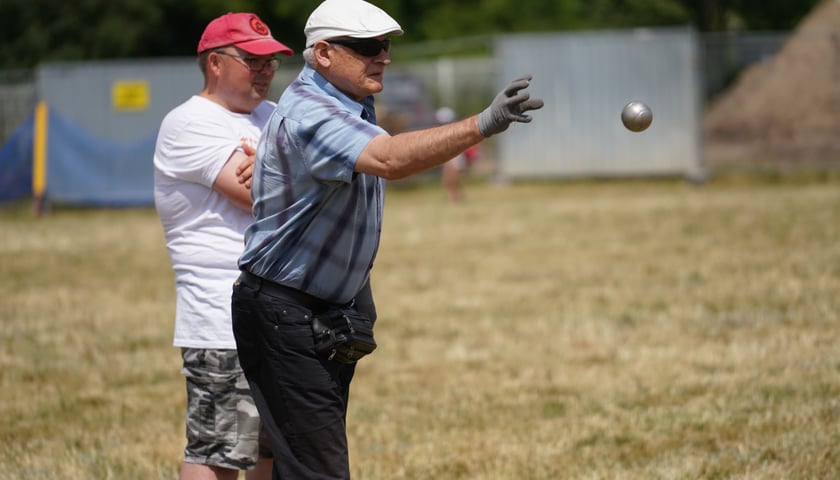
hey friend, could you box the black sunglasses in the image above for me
[328,38,391,57]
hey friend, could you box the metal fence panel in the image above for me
[0,70,35,143]
[36,58,203,142]
[495,28,704,180]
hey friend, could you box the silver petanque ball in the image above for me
[621,101,653,132]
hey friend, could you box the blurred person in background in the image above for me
[230,0,544,478]
[435,106,481,203]
[153,12,292,480]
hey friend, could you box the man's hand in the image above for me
[236,143,256,189]
[477,75,544,137]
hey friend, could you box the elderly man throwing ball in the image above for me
[231,0,544,478]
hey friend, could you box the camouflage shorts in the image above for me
[181,348,271,470]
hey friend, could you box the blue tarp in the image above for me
[0,112,34,203]
[0,108,156,206]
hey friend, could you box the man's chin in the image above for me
[365,80,384,95]
[253,86,270,98]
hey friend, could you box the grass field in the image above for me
[1,175,839,479]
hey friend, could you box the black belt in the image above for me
[237,271,335,312]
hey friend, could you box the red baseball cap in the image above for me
[197,13,294,56]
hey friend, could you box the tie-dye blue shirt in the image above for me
[239,64,386,304]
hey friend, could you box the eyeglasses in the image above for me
[328,38,391,57]
[214,51,281,72]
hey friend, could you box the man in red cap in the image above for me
[153,12,292,480]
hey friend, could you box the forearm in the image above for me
[225,190,253,213]
[214,182,252,212]
[213,150,254,213]
[356,115,484,180]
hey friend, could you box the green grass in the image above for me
[2,175,839,479]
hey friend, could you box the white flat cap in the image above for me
[305,0,404,47]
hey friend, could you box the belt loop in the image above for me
[241,271,262,297]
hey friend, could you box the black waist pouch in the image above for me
[311,307,377,364]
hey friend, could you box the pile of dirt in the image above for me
[703,0,840,165]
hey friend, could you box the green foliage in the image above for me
[581,0,691,29]
[731,0,823,30]
[0,0,825,68]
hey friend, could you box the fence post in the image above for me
[33,101,47,217]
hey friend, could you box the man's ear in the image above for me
[206,51,223,75]
[313,41,332,68]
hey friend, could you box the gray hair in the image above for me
[302,47,317,67]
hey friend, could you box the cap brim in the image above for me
[237,38,294,56]
[306,27,403,47]
[349,27,404,39]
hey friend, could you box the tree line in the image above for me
[0,0,822,69]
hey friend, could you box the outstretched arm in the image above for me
[355,75,544,180]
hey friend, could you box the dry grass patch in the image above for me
[1,177,839,479]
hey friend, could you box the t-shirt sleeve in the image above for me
[156,114,240,188]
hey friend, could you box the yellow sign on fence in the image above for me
[111,80,149,111]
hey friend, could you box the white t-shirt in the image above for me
[154,95,274,349]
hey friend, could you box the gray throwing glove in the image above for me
[477,75,544,137]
